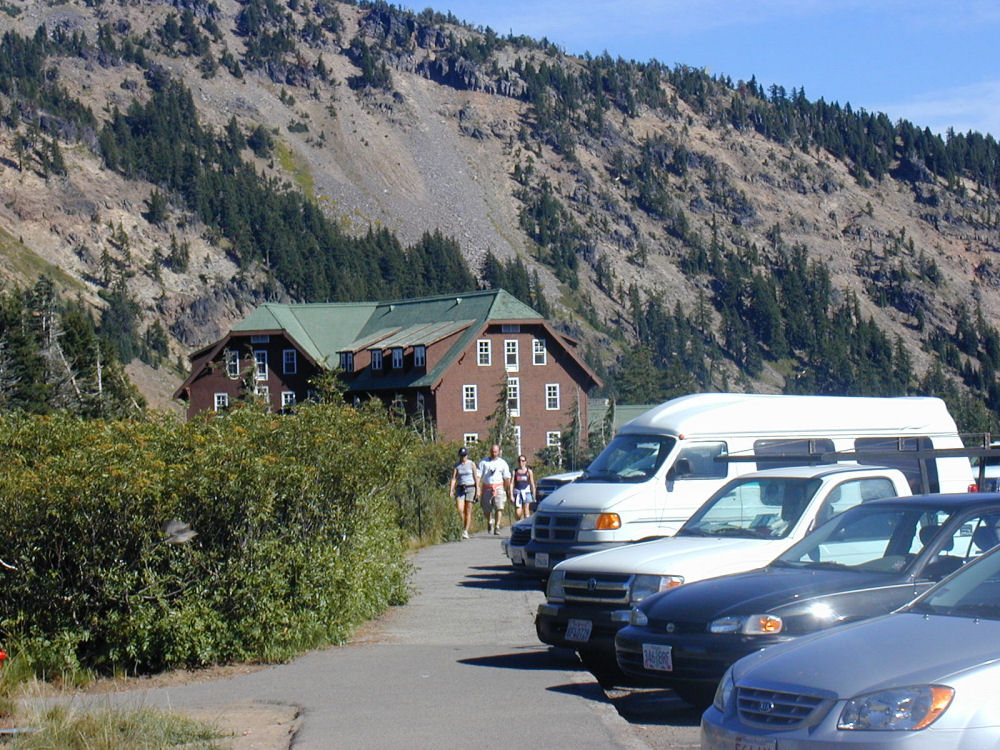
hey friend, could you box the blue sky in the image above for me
[408,0,1000,138]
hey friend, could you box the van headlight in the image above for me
[838,685,954,730]
[579,513,621,530]
[709,614,783,634]
[630,574,684,603]
[546,570,567,602]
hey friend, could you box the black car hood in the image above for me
[640,565,916,622]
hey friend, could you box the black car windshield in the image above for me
[908,545,1000,620]
[679,478,821,540]
[774,505,951,574]
[579,435,675,484]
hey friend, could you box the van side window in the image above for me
[672,442,728,479]
[855,437,940,494]
[753,438,835,469]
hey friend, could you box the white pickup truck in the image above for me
[534,463,911,683]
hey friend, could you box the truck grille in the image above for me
[532,513,581,543]
[562,571,631,605]
[509,524,531,546]
[737,686,825,727]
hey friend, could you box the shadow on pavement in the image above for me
[458,646,581,672]
[604,687,703,727]
[460,565,545,591]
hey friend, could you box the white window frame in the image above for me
[545,383,560,411]
[254,350,268,381]
[281,391,296,408]
[477,339,491,366]
[463,384,478,412]
[339,351,354,373]
[514,424,522,456]
[505,339,519,371]
[283,349,297,374]
[214,392,229,410]
[226,350,239,379]
[391,347,404,370]
[371,349,383,371]
[546,431,561,447]
[463,433,479,444]
[507,376,520,417]
[256,384,270,400]
[533,338,547,366]
[414,345,426,368]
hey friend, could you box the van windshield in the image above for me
[580,435,675,484]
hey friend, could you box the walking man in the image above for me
[448,446,478,539]
[478,444,512,535]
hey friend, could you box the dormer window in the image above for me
[414,345,426,368]
[339,352,354,373]
[371,350,383,370]
[391,347,404,370]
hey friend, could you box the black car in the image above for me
[614,492,1000,708]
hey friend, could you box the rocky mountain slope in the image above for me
[1,0,999,420]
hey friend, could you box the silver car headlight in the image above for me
[838,685,954,731]
[629,574,684,603]
[546,570,567,603]
[713,665,736,712]
[708,614,783,635]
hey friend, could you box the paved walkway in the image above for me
[57,532,656,749]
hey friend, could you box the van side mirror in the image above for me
[668,457,693,481]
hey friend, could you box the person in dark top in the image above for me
[512,454,537,520]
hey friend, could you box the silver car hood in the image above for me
[734,612,1000,697]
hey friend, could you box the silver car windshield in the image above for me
[909,535,1000,620]
[680,478,821,540]
[580,434,675,484]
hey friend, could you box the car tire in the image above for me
[671,683,716,710]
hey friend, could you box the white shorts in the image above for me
[513,488,533,507]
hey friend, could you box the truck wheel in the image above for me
[576,650,625,689]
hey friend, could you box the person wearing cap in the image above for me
[449,446,479,539]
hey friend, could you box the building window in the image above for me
[256,384,270,400]
[507,376,520,417]
[463,433,479,444]
[545,383,560,410]
[283,349,297,374]
[501,324,520,334]
[533,338,547,366]
[251,335,270,344]
[514,425,522,456]
[281,391,296,409]
[391,347,404,369]
[226,350,239,379]
[416,392,425,412]
[254,350,268,381]
[505,340,519,371]
[339,351,354,373]
[547,431,561,448]
[371,350,383,370]
[477,339,491,366]
[214,393,229,411]
[414,345,426,368]
[463,384,478,412]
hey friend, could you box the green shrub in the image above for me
[0,401,449,676]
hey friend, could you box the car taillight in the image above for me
[970,483,980,493]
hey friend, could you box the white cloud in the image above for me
[878,80,1000,138]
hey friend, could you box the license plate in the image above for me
[509,546,524,564]
[535,552,549,569]
[642,642,673,671]
[733,735,776,750]
[565,618,592,643]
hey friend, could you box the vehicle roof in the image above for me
[618,393,957,438]
[732,463,903,480]
[862,492,1000,511]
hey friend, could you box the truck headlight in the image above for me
[838,685,953,730]
[546,570,567,602]
[579,513,621,531]
[630,574,684,603]
[709,614,783,634]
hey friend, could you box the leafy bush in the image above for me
[0,401,452,676]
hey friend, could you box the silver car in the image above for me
[702,538,1000,749]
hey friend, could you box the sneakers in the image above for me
[493,524,500,535]
[461,530,469,539]
[488,519,495,534]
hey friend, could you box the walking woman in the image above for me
[512,454,537,520]
[449,447,479,539]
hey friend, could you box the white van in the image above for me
[525,393,973,571]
